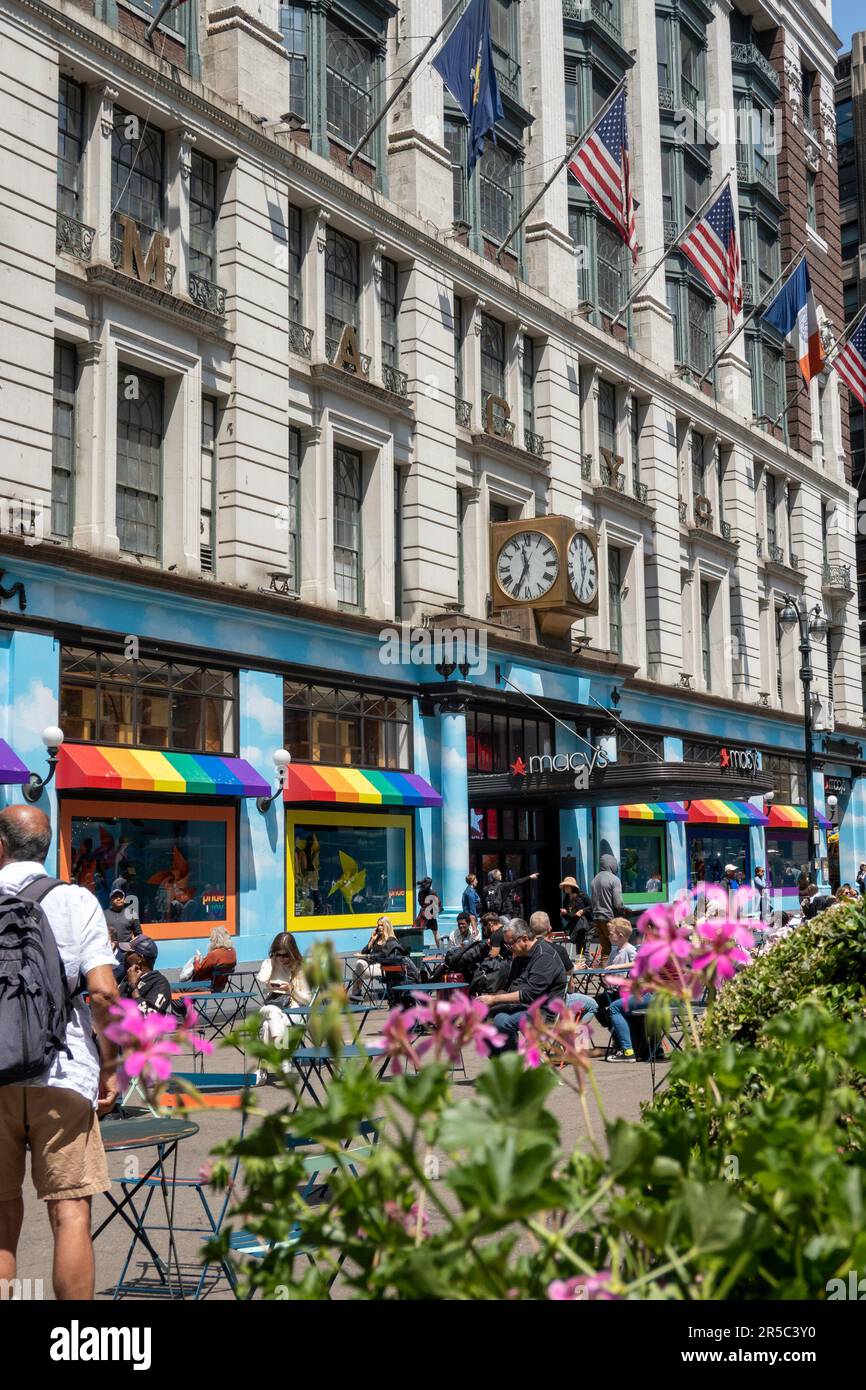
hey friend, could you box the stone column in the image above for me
[298,424,337,607]
[663,736,687,901]
[438,700,470,931]
[86,83,118,264]
[519,0,577,304]
[387,0,452,226]
[166,128,194,299]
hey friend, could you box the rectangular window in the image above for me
[691,430,706,505]
[200,396,217,573]
[620,824,667,904]
[666,278,681,355]
[522,337,535,438]
[683,154,707,222]
[631,398,642,488]
[756,222,779,298]
[279,2,308,122]
[287,427,301,591]
[841,221,859,263]
[597,220,626,317]
[598,380,617,454]
[466,709,553,774]
[457,488,466,610]
[480,314,506,405]
[444,118,468,223]
[288,205,303,323]
[116,368,163,559]
[286,810,413,930]
[700,580,712,689]
[59,644,236,752]
[394,469,403,621]
[325,227,360,349]
[762,342,783,420]
[687,826,749,888]
[765,829,809,897]
[453,296,464,400]
[686,288,712,374]
[111,108,164,240]
[826,628,834,699]
[52,343,76,539]
[680,27,704,110]
[381,257,400,368]
[766,472,777,549]
[656,13,670,89]
[775,606,784,702]
[57,76,84,219]
[334,445,363,609]
[608,547,623,658]
[806,170,817,230]
[189,152,218,282]
[64,802,236,937]
[326,21,374,150]
[661,145,674,225]
[479,145,516,243]
[283,680,411,768]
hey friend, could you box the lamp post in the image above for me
[778,597,828,884]
[256,748,292,814]
[22,726,65,803]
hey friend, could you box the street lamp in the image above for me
[22,726,65,803]
[256,748,292,814]
[778,597,829,883]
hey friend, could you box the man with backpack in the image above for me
[0,805,119,1301]
[482,867,540,923]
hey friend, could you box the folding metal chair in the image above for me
[113,1072,256,1299]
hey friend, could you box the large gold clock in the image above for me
[490,515,599,636]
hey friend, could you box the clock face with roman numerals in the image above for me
[496,531,560,602]
[567,532,598,605]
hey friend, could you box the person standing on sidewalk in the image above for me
[589,854,625,964]
[0,805,119,1301]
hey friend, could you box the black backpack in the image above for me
[469,955,512,997]
[0,878,73,1085]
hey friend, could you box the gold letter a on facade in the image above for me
[118,213,169,291]
[333,324,363,374]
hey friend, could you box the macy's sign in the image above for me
[528,748,609,776]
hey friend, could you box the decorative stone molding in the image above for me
[473,296,487,332]
[371,240,387,283]
[99,84,120,137]
[315,207,331,253]
[784,58,801,124]
[179,130,197,180]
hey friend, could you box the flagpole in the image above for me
[347,0,465,167]
[495,76,628,263]
[609,172,733,329]
[770,299,866,429]
[693,244,808,387]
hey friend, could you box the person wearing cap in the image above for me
[559,876,591,953]
[104,879,139,945]
[119,936,174,1015]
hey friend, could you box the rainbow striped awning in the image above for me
[620,803,688,822]
[56,744,269,797]
[0,739,29,785]
[686,799,768,826]
[284,764,442,808]
[766,803,832,831]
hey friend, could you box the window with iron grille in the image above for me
[756,221,779,299]
[683,153,707,222]
[200,397,217,573]
[598,380,617,455]
[762,752,806,802]
[700,580,712,689]
[597,220,626,317]
[59,644,237,753]
[189,152,217,282]
[334,445,363,609]
[57,76,84,219]
[111,109,164,240]
[289,205,303,323]
[826,627,835,700]
[381,258,400,369]
[522,337,535,438]
[691,430,706,505]
[279,2,308,122]
[616,729,664,765]
[761,341,784,420]
[609,547,623,658]
[479,144,516,243]
[52,343,76,540]
[287,428,301,591]
[325,228,360,345]
[116,368,162,558]
[284,679,411,768]
[326,21,374,151]
[444,118,468,223]
[466,707,554,774]
[686,287,712,374]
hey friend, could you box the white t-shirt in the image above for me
[0,861,115,1107]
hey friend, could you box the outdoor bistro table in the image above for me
[392,980,471,996]
[289,1043,389,1108]
[192,990,258,1050]
[95,1113,200,1299]
[288,1001,374,1041]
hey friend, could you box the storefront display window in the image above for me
[466,710,553,773]
[687,827,749,887]
[765,830,808,896]
[620,825,667,904]
[286,810,413,931]
[60,800,235,939]
[283,682,411,769]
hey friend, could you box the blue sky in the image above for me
[833,0,861,51]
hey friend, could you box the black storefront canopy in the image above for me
[468,759,774,809]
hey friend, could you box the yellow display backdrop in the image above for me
[286,809,414,932]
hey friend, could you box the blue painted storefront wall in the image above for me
[0,554,853,962]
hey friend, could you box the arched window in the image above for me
[326,24,374,149]
[111,109,164,239]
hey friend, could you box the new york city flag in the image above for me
[432,0,503,176]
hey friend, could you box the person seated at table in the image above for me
[559,877,591,954]
[565,916,633,1028]
[479,918,567,1051]
[601,920,653,1063]
[480,911,506,957]
[121,948,175,1017]
[347,916,413,1001]
[445,911,480,950]
[189,924,237,991]
[257,931,313,1052]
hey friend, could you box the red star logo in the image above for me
[510,756,527,777]
[720,748,730,769]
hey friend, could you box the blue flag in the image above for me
[432,0,504,176]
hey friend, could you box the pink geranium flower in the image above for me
[691,921,753,982]
[548,1270,621,1301]
[633,916,693,979]
[383,1200,430,1239]
[411,990,504,1065]
[518,998,592,1077]
[105,997,213,1089]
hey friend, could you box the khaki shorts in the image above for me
[0,1085,109,1202]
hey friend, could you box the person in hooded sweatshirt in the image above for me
[589,854,625,964]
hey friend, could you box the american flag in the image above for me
[568,90,638,266]
[834,314,866,407]
[678,184,743,331]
